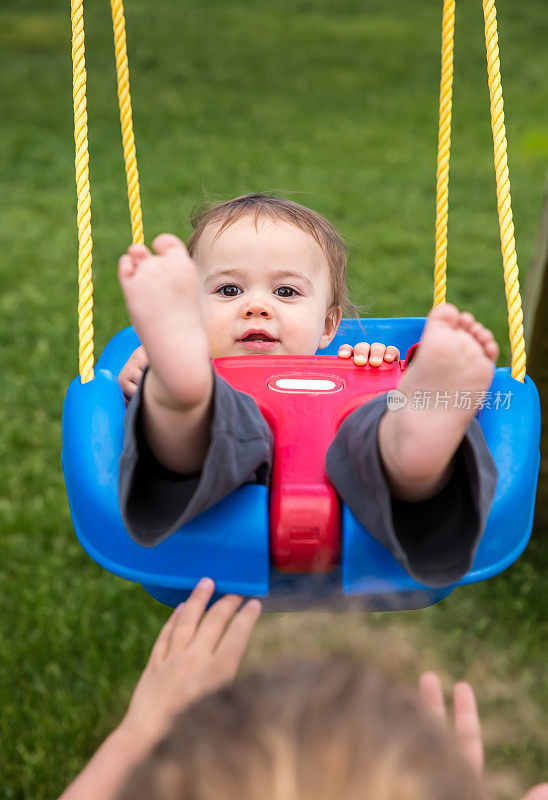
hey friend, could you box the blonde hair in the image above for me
[187,193,360,321]
[118,658,485,800]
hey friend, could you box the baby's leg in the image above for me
[119,235,213,473]
[378,304,499,501]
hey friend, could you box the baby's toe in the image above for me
[475,324,493,344]
[153,233,186,254]
[128,243,151,260]
[470,320,488,342]
[459,311,477,331]
[484,338,499,362]
[429,302,460,327]
[118,253,136,281]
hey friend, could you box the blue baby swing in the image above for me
[62,0,540,611]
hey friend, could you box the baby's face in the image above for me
[193,216,342,359]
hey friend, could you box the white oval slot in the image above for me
[274,378,337,391]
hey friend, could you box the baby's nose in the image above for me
[243,300,272,317]
[246,308,270,317]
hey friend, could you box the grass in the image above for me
[0,0,547,797]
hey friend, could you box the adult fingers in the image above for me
[419,671,448,725]
[368,342,385,366]
[338,343,353,358]
[168,578,217,652]
[190,593,245,653]
[214,599,262,679]
[453,681,484,775]
[148,603,185,666]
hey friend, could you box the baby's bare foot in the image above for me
[378,303,498,501]
[118,234,211,410]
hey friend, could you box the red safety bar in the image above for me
[213,350,415,573]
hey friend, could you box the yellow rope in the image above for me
[433,0,526,380]
[433,0,455,308]
[72,0,525,382]
[482,0,526,381]
[110,0,144,245]
[71,0,94,383]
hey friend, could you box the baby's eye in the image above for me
[216,284,242,298]
[216,284,300,299]
[275,286,300,298]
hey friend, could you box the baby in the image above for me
[118,193,498,586]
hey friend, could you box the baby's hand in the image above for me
[338,342,400,367]
[118,345,148,405]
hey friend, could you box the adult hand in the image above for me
[419,671,483,775]
[120,578,262,747]
[118,345,148,405]
[58,579,261,800]
[419,672,548,800]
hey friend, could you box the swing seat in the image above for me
[62,317,540,611]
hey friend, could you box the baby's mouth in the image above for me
[240,334,277,342]
[237,332,279,351]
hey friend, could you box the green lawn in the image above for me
[1,0,547,797]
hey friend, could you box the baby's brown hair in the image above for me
[187,193,361,322]
[118,657,485,800]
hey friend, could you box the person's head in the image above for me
[187,194,354,359]
[118,657,485,800]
